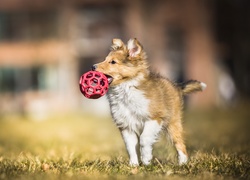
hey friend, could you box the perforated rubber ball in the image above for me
[79,71,109,99]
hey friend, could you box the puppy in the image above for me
[92,38,206,166]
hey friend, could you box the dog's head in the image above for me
[92,38,148,87]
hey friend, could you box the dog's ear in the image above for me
[111,39,125,51]
[127,38,142,57]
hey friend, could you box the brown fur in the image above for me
[180,80,205,95]
[93,38,206,164]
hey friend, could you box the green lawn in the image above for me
[0,105,249,179]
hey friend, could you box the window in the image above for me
[165,25,185,82]
[0,66,45,93]
[76,5,123,39]
[0,11,58,41]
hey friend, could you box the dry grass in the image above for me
[0,104,249,179]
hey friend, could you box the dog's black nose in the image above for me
[92,64,97,71]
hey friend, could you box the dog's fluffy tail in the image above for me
[179,80,207,95]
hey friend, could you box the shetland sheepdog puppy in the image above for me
[92,38,206,166]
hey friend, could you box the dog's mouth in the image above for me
[105,74,113,85]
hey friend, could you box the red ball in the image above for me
[79,71,109,99]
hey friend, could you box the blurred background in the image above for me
[0,0,249,119]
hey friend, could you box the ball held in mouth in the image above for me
[79,71,109,99]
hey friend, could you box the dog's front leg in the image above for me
[140,120,162,165]
[121,129,139,166]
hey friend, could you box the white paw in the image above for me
[178,150,188,165]
[141,158,151,165]
[129,159,139,167]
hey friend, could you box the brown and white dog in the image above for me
[92,38,206,166]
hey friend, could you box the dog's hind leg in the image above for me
[167,116,188,165]
[121,129,139,166]
[140,120,162,165]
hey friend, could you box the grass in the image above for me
[0,104,249,179]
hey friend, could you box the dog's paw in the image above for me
[141,155,152,165]
[129,159,139,167]
[178,150,188,165]
[142,159,151,166]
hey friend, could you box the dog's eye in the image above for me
[110,60,116,64]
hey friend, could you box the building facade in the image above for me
[0,0,218,117]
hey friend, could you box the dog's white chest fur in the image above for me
[107,79,150,134]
